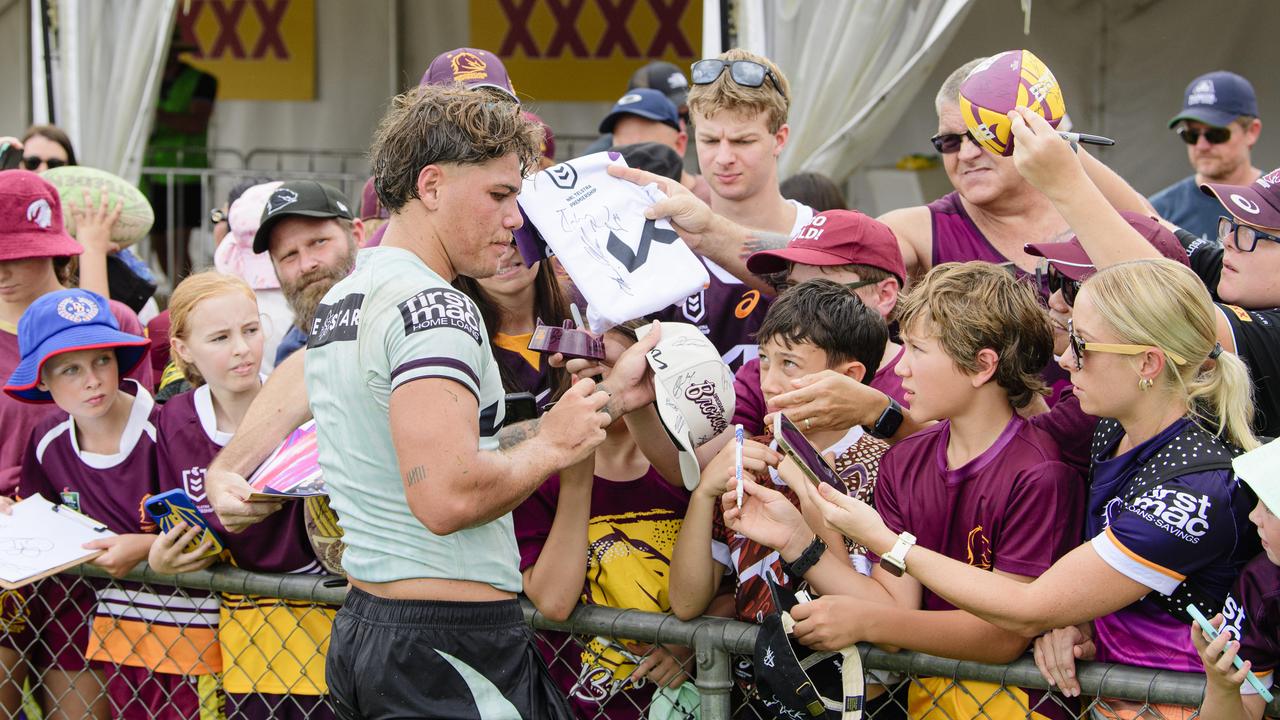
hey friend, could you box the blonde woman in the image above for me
[808,258,1259,719]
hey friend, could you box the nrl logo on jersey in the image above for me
[182,466,207,503]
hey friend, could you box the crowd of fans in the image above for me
[0,38,1276,720]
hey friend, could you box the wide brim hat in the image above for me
[0,170,83,261]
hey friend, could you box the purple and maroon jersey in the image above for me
[1087,418,1256,672]
[514,465,689,720]
[730,349,910,437]
[0,300,153,496]
[1221,553,1279,696]
[874,416,1084,608]
[156,384,320,575]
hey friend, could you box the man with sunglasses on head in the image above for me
[1151,72,1263,243]
[881,58,1152,294]
[649,49,814,371]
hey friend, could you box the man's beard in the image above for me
[283,248,357,333]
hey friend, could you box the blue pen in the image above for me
[1187,603,1274,702]
[734,425,744,509]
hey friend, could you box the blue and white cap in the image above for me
[1169,71,1258,129]
[4,289,149,403]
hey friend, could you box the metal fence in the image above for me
[0,563,1273,719]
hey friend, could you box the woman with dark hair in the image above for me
[20,125,78,171]
[453,245,573,410]
[781,171,847,212]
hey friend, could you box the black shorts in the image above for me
[326,588,572,720]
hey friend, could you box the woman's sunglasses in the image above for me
[691,59,786,99]
[1066,318,1187,372]
[1176,125,1231,145]
[1046,265,1081,307]
[22,156,67,170]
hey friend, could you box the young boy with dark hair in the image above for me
[725,262,1085,720]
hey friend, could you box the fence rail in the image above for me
[19,563,1265,719]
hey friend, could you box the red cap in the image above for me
[1201,167,1280,232]
[746,210,906,285]
[0,170,83,261]
[1025,211,1190,282]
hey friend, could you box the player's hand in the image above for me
[765,370,888,434]
[628,642,692,689]
[541,376,611,465]
[697,439,778,501]
[722,475,809,557]
[1192,613,1254,693]
[1032,624,1096,698]
[791,595,868,651]
[206,467,285,533]
[597,321,662,418]
[148,521,218,574]
[606,164,716,251]
[1007,107,1088,204]
[84,533,155,578]
[72,190,123,256]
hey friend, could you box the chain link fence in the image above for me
[0,563,1273,719]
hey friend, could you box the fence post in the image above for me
[694,629,734,720]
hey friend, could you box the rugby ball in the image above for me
[957,49,1066,156]
[42,166,155,247]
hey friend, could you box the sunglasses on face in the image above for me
[22,156,67,170]
[929,131,981,154]
[1218,215,1280,252]
[1176,125,1231,145]
[1046,265,1082,307]
[691,59,786,99]
[1066,318,1187,372]
[774,277,879,294]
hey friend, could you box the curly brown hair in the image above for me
[896,262,1053,409]
[369,84,542,213]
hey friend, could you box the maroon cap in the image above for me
[522,111,555,161]
[0,170,83,261]
[1201,167,1280,232]
[1025,211,1190,282]
[746,210,906,284]
[421,48,517,102]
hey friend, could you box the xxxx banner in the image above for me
[175,0,316,101]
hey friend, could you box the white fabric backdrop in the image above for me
[739,0,975,182]
[44,0,177,182]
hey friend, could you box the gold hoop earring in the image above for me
[1138,378,1153,391]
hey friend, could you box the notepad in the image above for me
[0,495,116,589]
[247,420,325,500]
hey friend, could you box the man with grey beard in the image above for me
[249,180,362,365]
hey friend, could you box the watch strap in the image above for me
[781,536,827,580]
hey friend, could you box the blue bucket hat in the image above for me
[4,289,149,403]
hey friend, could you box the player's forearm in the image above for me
[669,492,723,620]
[696,218,783,295]
[212,350,311,476]
[522,465,593,622]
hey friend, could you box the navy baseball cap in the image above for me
[599,89,681,134]
[5,289,149,403]
[1168,71,1258,129]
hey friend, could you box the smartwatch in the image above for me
[781,536,826,580]
[879,532,916,577]
[868,397,904,440]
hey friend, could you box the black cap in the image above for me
[253,180,354,254]
[628,61,690,109]
[610,142,684,183]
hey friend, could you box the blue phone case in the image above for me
[145,489,223,559]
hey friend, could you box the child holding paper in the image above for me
[3,288,202,719]
[148,270,335,720]
[724,263,1084,720]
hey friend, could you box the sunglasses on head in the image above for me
[22,156,67,171]
[1046,265,1082,307]
[691,59,786,99]
[929,131,981,154]
[1176,125,1231,145]
[1218,215,1280,252]
[1066,318,1187,372]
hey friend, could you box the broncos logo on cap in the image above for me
[450,51,489,82]
[26,198,52,229]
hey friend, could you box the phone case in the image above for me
[773,414,845,490]
[145,489,223,559]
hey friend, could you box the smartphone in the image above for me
[1187,603,1274,701]
[145,489,224,560]
[773,414,844,491]
[504,391,539,423]
[0,143,22,171]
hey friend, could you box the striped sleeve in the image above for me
[385,286,488,399]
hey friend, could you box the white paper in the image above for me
[0,495,116,586]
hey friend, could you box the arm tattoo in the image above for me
[738,230,792,262]
[405,465,427,487]
[497,418,541,450]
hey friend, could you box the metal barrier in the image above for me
[0,563,1267,719]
